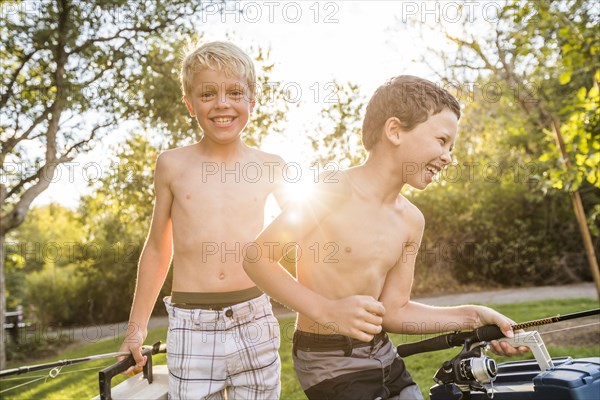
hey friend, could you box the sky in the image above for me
[203,1,443,162]
[32,0,493,208]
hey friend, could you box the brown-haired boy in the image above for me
[243,75,528,399]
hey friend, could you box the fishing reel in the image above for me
[396,309,600,400]
[433,338,497,396]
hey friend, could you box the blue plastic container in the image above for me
[430,357,600,400]
[534,358,600,400]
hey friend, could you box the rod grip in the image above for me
[473,324,505,342]
[396,325,506,357]
[98,346,154,400]
[396,335,450,357]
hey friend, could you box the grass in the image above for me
[1,298,598,399]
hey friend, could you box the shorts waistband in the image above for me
[171,287,263,310]
[293,330,388,357]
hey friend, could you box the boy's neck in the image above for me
[352,157,406,204]
[196,137,248,160]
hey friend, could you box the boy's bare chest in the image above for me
[172,164,274,208]
[312,203,409,270]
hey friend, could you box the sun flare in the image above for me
[263,178,317,226]
[284,179,316,204]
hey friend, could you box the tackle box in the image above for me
[430,357,600,400]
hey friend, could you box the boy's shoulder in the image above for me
[306,169,354,213]
[315,169,353,195]
[396,194,425,233]
[153,144,196,173]
[157,143,198,160]
[246,146,286,166]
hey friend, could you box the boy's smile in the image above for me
[424,163,442,183]
[184,68,255,144]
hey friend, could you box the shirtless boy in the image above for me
[243,75,528,399]
[119,41,295,399]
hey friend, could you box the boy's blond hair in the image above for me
[180,41,256,100]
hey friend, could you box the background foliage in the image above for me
[3,0,598,339]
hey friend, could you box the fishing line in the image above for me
[0,351,131,378]
[0,364,107,394]
[0,373,47,381]
[0,375,47,394]
[538,321,600,336]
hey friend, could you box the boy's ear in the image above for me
[383,117,404,146]
[183,97,196,117]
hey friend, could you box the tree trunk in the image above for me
[570,191,600,297]
[1,233,6,370]
[550,119,600,299]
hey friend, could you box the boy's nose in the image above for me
[440,149,453,164]
[215,94,231,108]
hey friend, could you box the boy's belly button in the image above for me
[219,272,226,280]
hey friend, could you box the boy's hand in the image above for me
[322,295,385,342]
[475,306,529,357]
[118,327,148,375]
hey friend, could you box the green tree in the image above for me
[0,0,224,368]
[75,134,159,323]
[396,0,599,292]
[8,135,160,326]
[4,204,85,312]
[309,81,366,168]
[409,84,594,288]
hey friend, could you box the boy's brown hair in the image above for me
[362,75,461,151]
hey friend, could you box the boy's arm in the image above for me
[244,177,385,342]
[269,156,292,210]
[119,153,174,371]
[380,210,527,356]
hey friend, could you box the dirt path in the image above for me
[412,282,597,306]
[71,282,597,344]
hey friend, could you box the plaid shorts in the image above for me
[164,294,281,399]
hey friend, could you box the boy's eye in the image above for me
[230,90,244,98]
[200,92,215,100]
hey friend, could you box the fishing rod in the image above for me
[0,342,167,378]
[396,308,600,358]
[0,351,130,378]
[396,308,600,399]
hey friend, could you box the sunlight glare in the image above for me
[285,178,316,204]
[263,178,316,227]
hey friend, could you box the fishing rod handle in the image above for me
[396,335,451,358]
[396,325,505,358]
[395,308,600,358]
[99,346,154,400]
[473,324,505,342]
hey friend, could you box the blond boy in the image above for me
[119,41,291,399]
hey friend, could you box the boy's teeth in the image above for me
[214,117,233,123]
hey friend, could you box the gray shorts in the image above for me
[292,330,423,400]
